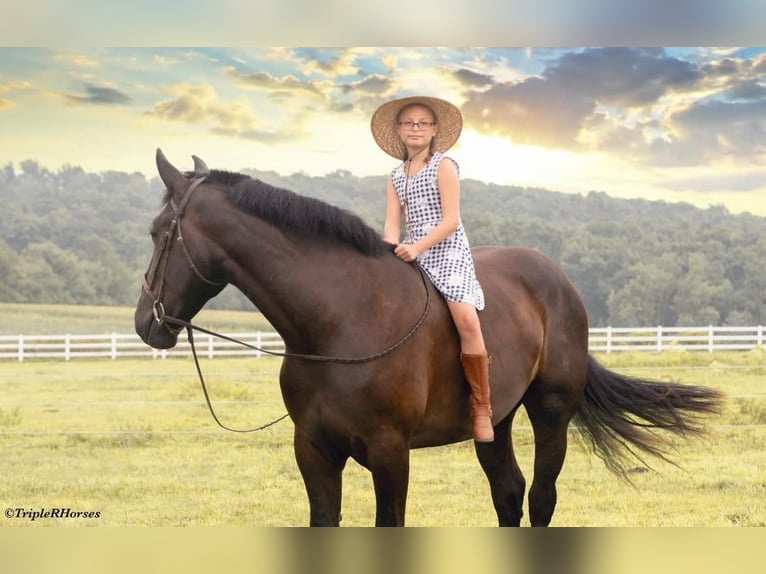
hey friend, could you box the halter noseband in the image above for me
[142,175,226,333]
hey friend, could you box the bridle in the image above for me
[141,174,432,432]
[142,175,225,335]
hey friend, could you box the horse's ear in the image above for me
[192,155,210,175]
[156,148,186,193]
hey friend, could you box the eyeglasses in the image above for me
[398,120,434,131]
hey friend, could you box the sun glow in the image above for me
[454,129,599,194]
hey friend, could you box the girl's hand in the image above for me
[394,243,421,262]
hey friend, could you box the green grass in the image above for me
[0,302,274,335]
[0,352,764,527]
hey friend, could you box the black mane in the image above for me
[203,169,389,257]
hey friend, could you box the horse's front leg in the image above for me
[294,427,346,526]
[366,428,410,526]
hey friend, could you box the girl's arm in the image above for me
[382,175,402,244]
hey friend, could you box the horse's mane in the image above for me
[201,170,389,257]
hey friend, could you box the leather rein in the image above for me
[142,175,432,432]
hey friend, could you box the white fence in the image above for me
[0,325,764,361]
[0,331,286,362]
[590,325,765,353]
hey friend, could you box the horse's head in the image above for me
[134,149,227,349]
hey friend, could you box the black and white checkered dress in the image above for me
[391,152,485,310]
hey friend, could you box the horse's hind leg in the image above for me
[294,428,346,526]
[523,380,580,526]
[474,413,526,526]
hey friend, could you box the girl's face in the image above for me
[397,104,437,149]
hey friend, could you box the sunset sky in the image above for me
[2,46,765,215]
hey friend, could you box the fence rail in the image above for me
[0,331,285,362]
[0,326,764,361]
[589,325,765,353]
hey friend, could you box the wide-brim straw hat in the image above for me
[370,96,463,159]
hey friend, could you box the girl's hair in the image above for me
[397,103,438,161]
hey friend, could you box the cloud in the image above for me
[461,75,596,147]
[453,68,495,88]
[292,47,362,76]
[229,55,401,121]
[54,52,99,68]
[459,47,766,168]
[347,74,393,95]
[146,83,257,131]
[661,99,766,163]
[726,79,766,100]
[0,81,28,110]
[228,69,325,100]
[543,47,699,107]
[0,80,31,93]
[461,48,701,148]
[63,83,133,105]
[145,81,309,144]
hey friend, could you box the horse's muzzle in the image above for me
[134,303,180,350]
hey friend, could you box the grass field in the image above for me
[0,302,273,335]
[1,348,764,527]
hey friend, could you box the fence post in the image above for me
[708,325,714,353]
[111,333,118,360]
[207,334,214,359]
[656,326,662,352]
[64,333,71,361]
[256,331,262,357]
[758,325,763,348]
[17,334,24,362]
[606,326,612,354]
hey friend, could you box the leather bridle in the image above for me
[141,176,225,335]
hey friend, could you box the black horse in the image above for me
[135,150,722,526]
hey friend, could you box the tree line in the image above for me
[1,160,764,327]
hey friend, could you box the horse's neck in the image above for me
[220,225,409,353]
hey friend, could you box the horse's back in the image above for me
[473,245,587,331]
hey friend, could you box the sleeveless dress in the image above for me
[391,152,485,311]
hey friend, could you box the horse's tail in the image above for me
[573,354,723,479]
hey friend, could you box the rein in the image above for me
[145,175,432,433]
[163,264,431,363]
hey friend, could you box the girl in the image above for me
[370,96,494,442]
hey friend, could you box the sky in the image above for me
[2,46,766,216]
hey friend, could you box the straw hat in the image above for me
[370,96,463,159]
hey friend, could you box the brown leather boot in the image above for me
[461,352,494,442]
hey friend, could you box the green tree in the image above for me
[607,254,681,326]
[0,238,22,300]
[560,227,638,327]
[15,242,95,303]
[672,252,732,325]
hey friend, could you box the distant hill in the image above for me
[1,160,764,326]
